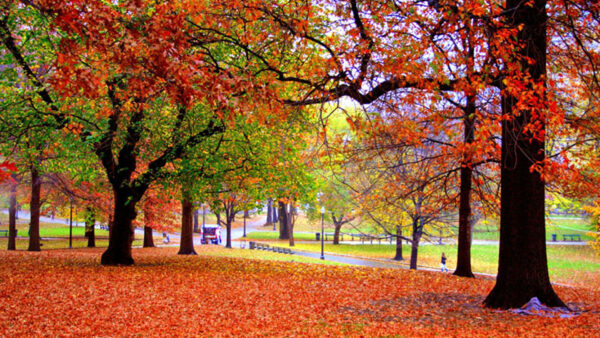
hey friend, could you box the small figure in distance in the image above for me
[441,252,448,272]
[162,232,170,244]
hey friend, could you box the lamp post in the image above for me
[69,196,73,249]
[272,202,276,231]
[320,206,325,260]
[243,210,247,238]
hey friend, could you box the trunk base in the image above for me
[177,249,197,255]
[484,282,566,309]
[101,248,134,266]
[453,269,474,278]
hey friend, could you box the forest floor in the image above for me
[0,246,599,336]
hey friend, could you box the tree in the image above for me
[483,0,565,309]
[1,2,283,264]
[179,189,196,255]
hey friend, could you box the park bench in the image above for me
[248,241,293,254]
[562,234,581,241]
[0,230,8,237]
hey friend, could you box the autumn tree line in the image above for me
[1,0,599,310]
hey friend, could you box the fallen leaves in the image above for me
[0,247,599,336]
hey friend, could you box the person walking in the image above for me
[441,252,448,272]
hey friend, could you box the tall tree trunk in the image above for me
[278,201,288,240]
[333,223,342,245]
[193,209,199,233]
[287,204,294,247]
[244,210,249,218]
[85,207,96,248]
[8,178,17,251]
[484,0,565,309]
[394,226,403,261]
[266,198,273,225]
[409,218,422,270]
[27,166,41,252]
[101,189,136,265]
[332,215,342,245]
[225,204,233,249]
[143,226,154,248]
[454,98,475,278]
[273,205,278,222]
[178,195,197,255]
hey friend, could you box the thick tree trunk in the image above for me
[27,166,41,252]
[409,219,422,270]
[394,226,403,261]
[143,226,154,248]
[178,196,197,255]
[454,107,475,278]
[333,222,342,245]
[409,236,419,270]
[101,190,136,265]
[484,0,564,309]
[278,201,288,240]
[8,179,17,251]
[266,198,273,225]
[85,207,96,248]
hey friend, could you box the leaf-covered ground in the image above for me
[0,247,599,336]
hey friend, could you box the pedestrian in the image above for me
[441,252,448,272]
[162,232,170,244]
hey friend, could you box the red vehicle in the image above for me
[201,225,222,244]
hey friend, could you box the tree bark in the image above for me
[278,201,288,240]
[100,189,136,265]
[266,198,273,225]
[409,220,421,270]
[8,178,17,251]
[85,207,96,248]
[27,166,41,252]
[193,209,199,233]
[287,204,294,247]
[484,0,565,309]
[454,102,475,278]
[143,226,154,248]
[225,203,233,249]
[178,195,197,255]
[332,214,343,245]
[394,226,403,261]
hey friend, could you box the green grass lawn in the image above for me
[12,226,111,238]
[0,238,145,250]
[244,236,600,288]
[198,245,348,266]
[244,231,319,241]
[463,216,595,241]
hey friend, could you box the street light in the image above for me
[243,210,247,238]
[69,196,73,249]
[272,201,276,231]
[320,206,325,260]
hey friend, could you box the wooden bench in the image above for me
[0,230,8,237]
[563,234,582,241]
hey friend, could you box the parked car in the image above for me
[201,225,222,244]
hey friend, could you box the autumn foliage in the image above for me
[0,248,598,336]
